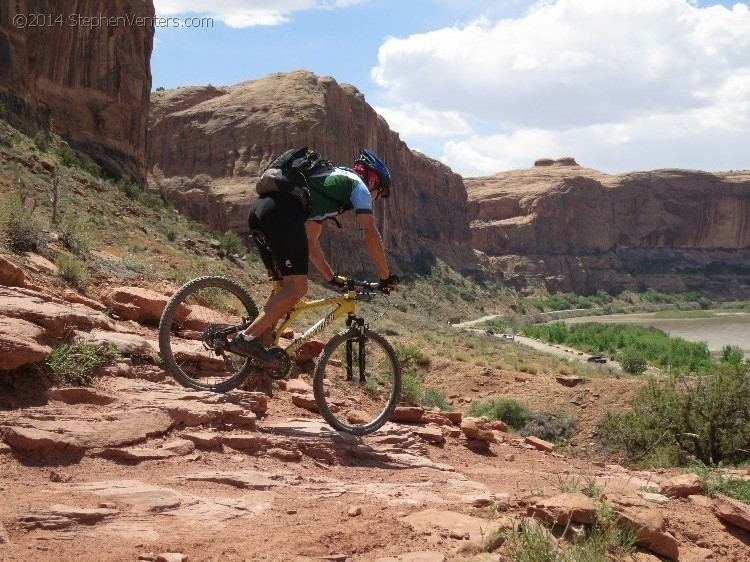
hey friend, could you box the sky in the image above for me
[151,0,750,177]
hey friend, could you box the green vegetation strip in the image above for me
[522,322,713,374]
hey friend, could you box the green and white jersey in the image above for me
[307,168,373,221]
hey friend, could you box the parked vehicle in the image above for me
[587,355,607,363]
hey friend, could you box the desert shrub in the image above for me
[520,411,578,443]
[620,349,647,375]
[600,362,750,466]
[219,232,245,257]
[57,143,102,176]
[523,322,712,374]
[57,253,88,290]
[395,344,431,368]
[117,177,164,210]
[45,342,119,385]
[499,503,636,560]
[0,195,44,253]
[692,464,750,505]
[60,218,92,257]
[33,130,50,151]
[399,368,423,405]
[421,387,450,410]
[720,345,744,365]
[470,398,530,430]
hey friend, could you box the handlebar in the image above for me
[346,278,380,292]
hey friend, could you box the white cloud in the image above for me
[154,0,364,28]
[374,104,472,137]
[372,0,750,174]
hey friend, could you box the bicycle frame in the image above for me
[268,282,358,357]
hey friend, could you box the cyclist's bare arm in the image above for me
[356,213,390,280]
[305,220,335,280]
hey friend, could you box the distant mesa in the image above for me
[534,157,579,167]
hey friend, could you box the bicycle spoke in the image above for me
[159,277,259,392]
[313,328,400,435]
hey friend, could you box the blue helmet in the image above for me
[354,149,391,198]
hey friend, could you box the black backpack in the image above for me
[256,146,335,215]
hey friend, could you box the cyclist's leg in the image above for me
[243,193,308,340]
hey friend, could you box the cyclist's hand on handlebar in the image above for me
[378,273,400,294]
[327,273,349,292]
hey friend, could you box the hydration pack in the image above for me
[256,146,335,215]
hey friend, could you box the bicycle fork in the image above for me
[345,315,367,384]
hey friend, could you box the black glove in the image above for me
[327,273,348,292]
[379,273,400,294]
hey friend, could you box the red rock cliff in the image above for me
[467,162,750,298]
[147,71,476,276]
[0,0,154,182]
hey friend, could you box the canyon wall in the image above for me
[0,0,154,182]
[467,160,750,298]
[147,71,477,277]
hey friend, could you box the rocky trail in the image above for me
[1,262,749,561]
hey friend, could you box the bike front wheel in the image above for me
[313,328,401,436]
[158,276,259,392]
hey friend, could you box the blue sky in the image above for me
[152,1,750,177]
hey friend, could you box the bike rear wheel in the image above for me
[313,328,401,435]
[158,276,259,392]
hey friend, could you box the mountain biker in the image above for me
[230,148,400,359]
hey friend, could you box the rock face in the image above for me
[146,71,476,275]
[0,1,155,182]
[467,164,750,297]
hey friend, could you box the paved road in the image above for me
[461,327,613,366]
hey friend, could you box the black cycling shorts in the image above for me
[248,192,308,277]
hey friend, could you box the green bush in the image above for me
[720,345,744,365]
[523,322,712,374]
[693,464,750,504]
[600,362,750,466]
[500,503,636,560]
[33,130,50,151]
[395,344,431,368]
[219,232,245,257]
[399,368,423,405]
[45,342,119,385]
[60,218,92,257]
[57,143,102,176]
[520,411,578,443]
[57,253,88,290]
[470,398,530,430]
[620,349,647,375]
[0,195,45,253]
[421,387,450,410]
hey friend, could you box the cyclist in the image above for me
[230,148,400,359]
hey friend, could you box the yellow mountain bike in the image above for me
[158,276,401,435]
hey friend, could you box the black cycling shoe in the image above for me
[228,334,273,362]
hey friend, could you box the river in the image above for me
[563,312,750,357]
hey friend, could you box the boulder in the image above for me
[460,419,495,443]
[528,493,597,525]
[390,406,425,424]
[659,473,704,498]
[0,286,115,337]
[713,493,750,532]
[524,435,555,453]
[0,254,25,286]
[294,340,326,364]
[0,316,50,370]
[104,286,186,324]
